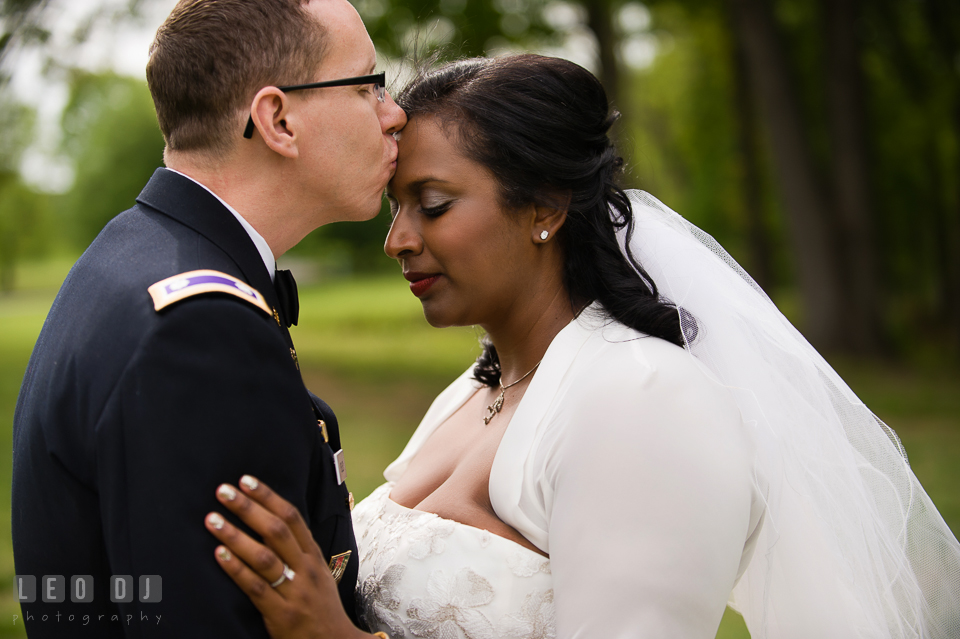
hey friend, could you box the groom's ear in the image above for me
[530,189,571,242]
[249,88,299,159]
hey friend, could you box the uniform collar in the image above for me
[164,168,276,282]
[135,168,278,312]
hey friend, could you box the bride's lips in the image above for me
[404,272,441,297]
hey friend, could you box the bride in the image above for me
[204,54,960,638]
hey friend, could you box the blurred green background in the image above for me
[0,0,959,637]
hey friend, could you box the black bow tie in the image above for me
[273,268,299,328]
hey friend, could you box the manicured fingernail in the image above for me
[216,546,232,561]
[217,484,237,501]
[207,512,225,530]
[240,475,259,491]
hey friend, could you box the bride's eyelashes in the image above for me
[420,200,453,217]
[385,191,455,219]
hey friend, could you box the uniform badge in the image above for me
[333,449,346,485]
[290,348,299,370]
[328,551,351,584]
[147,270,271,317]
[318,419,329,443]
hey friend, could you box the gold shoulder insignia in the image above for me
[147,269,272,317]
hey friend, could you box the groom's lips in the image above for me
[404,271,441,297]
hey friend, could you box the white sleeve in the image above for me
[545,343,758,639]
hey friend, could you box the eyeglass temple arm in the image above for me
[243,73,385,139]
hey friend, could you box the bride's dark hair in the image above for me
[397,54,686,386]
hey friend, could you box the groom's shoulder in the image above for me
[41,203,268,365]
[65,205,219,309]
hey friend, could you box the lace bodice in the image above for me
[353,483,555,639]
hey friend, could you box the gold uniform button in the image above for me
[318,420,329,443]
[347,492,355,511]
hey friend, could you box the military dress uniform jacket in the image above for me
[12,168,359,638]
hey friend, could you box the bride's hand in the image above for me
[205,476,368,639]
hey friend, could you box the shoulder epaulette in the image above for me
[147,269,272,317]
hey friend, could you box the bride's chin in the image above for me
[420,302,474,330]
[421,308,454,329]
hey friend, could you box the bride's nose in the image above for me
[384,209,423,259]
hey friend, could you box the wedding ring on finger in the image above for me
[269,563,296,588]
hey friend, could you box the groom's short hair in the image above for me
[147,0,326,156]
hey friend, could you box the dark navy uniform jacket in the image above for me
[12,168,360,637]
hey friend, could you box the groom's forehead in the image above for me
[305,0,377,77]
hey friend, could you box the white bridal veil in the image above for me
[623,191,960,638]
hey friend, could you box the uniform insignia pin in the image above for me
[318,419,329,443]
[328,551,351,584]
[290,348,299,370]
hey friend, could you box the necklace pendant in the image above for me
[483,389,506,425]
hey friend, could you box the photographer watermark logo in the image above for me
[14,575,161,603]
[14,576,162,627]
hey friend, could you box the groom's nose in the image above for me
[380,91,406,135]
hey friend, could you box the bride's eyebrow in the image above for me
[409,177,452,192]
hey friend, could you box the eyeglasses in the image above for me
[243,72,386,139]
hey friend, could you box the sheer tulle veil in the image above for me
[621,190,960,638]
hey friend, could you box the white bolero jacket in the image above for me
[384,309,765,638]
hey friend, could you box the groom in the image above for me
[11,0,404,636]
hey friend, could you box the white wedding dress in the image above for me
[353,483,555,639]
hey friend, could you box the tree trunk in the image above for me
[822,0,883,354]
[921,0,960,344]
[584,0,620,111]
[951,105,960,343]
[583,0,635,182]
[729,15,773,293]
[726,0,846,350]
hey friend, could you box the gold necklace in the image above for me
[483,360,542,425]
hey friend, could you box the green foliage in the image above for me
[636,0,960,355]
[0,0,49,67]
[289,199,398,274]
[0,94,52,291]
[625,2,789,287]
[0,177,51,291]
[860,0,960,351]
[291,275,480,381]
[60,71,165,248]
[357,0,557,60]
[0,96,33,174]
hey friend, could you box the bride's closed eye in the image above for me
[420,201,453,217]
[420,190,455,217]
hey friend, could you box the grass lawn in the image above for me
[0,264,957,638]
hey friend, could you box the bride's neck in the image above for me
[483,287,576,384]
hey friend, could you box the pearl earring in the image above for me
[539,230,549,241]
